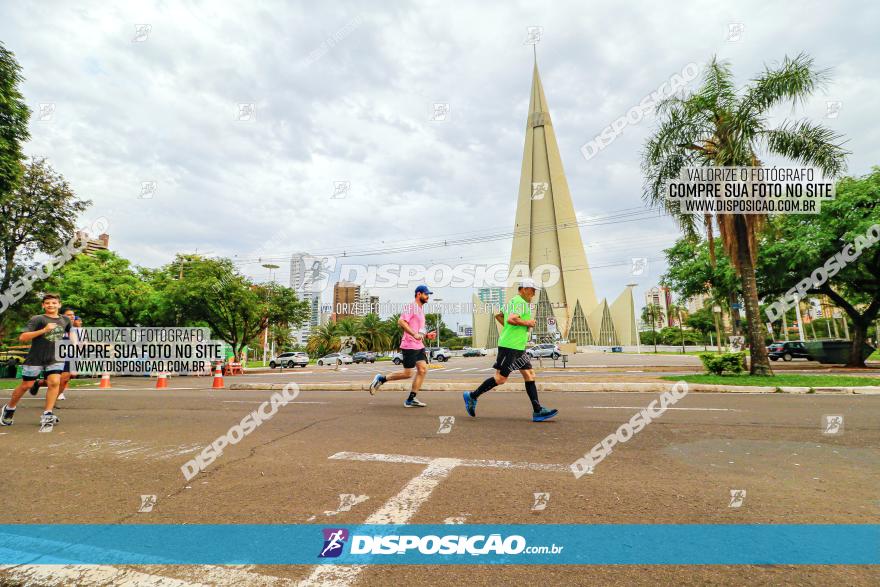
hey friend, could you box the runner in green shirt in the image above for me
[463,278,558,422]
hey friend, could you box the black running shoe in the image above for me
[1,404,15,426]
[29,380,41,396]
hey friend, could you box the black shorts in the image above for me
[493,346,532,377]
[401,348,428,368]
[62,361,71,373]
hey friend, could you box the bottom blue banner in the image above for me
[0,524,877,565]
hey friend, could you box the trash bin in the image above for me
[611,346,623,353]
[804,340,876,364]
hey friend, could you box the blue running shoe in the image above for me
[368,373,386,395]
[532,407,558,422]
[463,391,477,417]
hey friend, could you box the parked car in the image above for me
[462,347,487,357]
[269,351,309,368]
[353,351,377,364]
[392,352,403,365]
[317,353,353,366]
[766,341,811,362]
[428,347,452,362]
[527,343,561,359]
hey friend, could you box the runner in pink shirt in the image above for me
[368,285,433,407]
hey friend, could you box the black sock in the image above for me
[407,391,417,402]
[471,377,498,399]
[525,381,541,412]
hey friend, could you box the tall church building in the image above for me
[473,60,638,349]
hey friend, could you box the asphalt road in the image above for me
[1,382,878,586]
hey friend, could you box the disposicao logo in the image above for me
[319,528,349,558]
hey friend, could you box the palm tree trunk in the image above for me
[678,310,685,353]
[733,216,772,375]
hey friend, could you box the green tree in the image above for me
[686,306,716,342]
[307,323,339,357]
[159,255,309,360]
[643,54,848,375]
[358,313,390,351]
[0,157,91,301]
[45,250,153,325]
[667,301,688,352]
[381,314,403,350]
[335,317,365,352]
[758,168,880,366]
[640,303,665,353]
[0,42,30,204]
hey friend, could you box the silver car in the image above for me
[527,343,561,359]
[317,353,353,366]
[270,352,309,368]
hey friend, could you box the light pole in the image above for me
[432,298,444,350]
[713,305,723,353]
[261,263,280,366]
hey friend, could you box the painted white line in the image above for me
[329,451,571,472]
[583,406,739,412]
[302,451,569,585]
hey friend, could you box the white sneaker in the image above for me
[404,398,427,408]
[58,393,66,400]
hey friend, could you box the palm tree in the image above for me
[381,314,403,351]
[307,323,339,357]
[335,317,365,352]
[668,302,688,353]
[643,53,848,375]
[359,313,390,352]
[641,303,666,353]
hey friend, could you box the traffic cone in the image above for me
[99,373,111,389]
[212,364,224,389]
[155,372,168,389]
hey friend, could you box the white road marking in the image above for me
[301,451,569,585]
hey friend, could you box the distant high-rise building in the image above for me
[477,287,505,309]
[644,286,672,329]
[333,281,362,321]
[289,253,324,346]
[458,324,473,337]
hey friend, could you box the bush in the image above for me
[698,352,747,375]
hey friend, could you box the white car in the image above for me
[526,343,561,359]
[269,352,308,368]
[317,353,353,366]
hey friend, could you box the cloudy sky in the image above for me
[2,0,878,329]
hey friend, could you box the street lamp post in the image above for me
[261,263,280,366]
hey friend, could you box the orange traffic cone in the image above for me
[99,373,111,389]
[155,372,168,389]
[212,364,224,389]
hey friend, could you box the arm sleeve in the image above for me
[24,316,42,332]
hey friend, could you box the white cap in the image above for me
[519,278,539,290]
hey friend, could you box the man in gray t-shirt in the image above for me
[2,293,71,429]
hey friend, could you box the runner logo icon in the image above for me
[319,528,349,558]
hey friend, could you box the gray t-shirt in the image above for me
[24,314,72,366]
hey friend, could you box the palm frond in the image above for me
[740,52,830,117]
[760,119,849,177]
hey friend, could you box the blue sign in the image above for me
[0,525,876,565]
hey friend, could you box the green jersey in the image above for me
[498,295,532,350]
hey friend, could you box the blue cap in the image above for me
[415,285,433,295]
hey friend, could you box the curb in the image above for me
[228,382,880,394]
